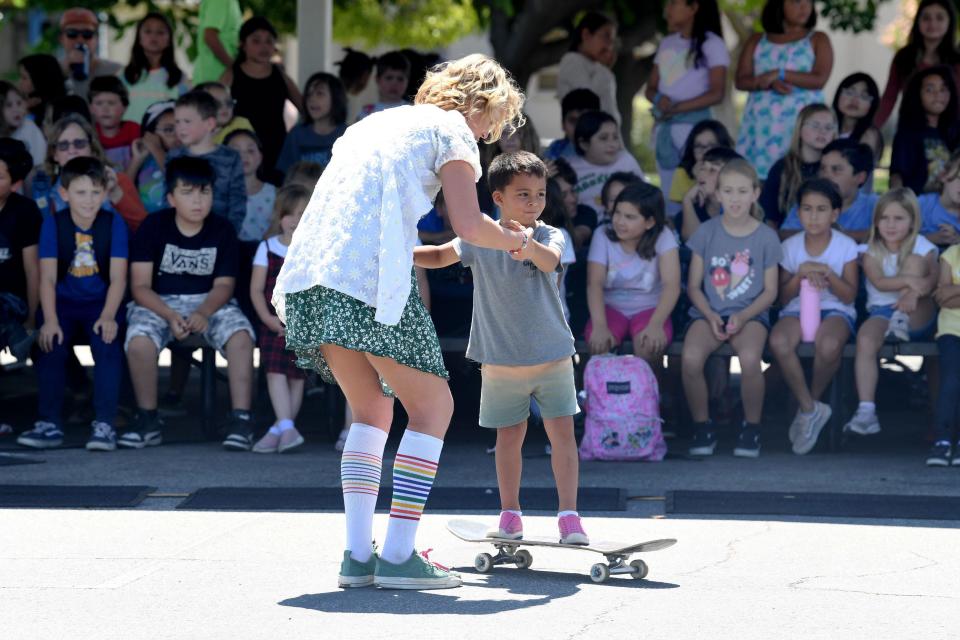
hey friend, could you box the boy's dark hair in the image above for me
[488,151,548,193]
[679,119,734,176]
[797,177,842,210]
[606,182,666,260]
[761,0,817,34]
[600,171,643,209]
[701,146,743,166]
[60,156,108,190]
[552,157,578,186]
[336,47,375,92]
[375,51,411,77]
[89,75,130,107]
[165,156,216,195]
[822,138,875,177]
[561,89,601,119]
[51,95,92,125]
[176,90,218,121]
[573,110,618,155]
[195,81,229,95]
[302,72,348,126]
[0,138,34,183]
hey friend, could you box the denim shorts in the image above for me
[779,309,856,335]
[479,357,580,428]
[867,305,936,340]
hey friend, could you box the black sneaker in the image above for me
[118,411,163,449]
[222,411,254,451]
[689,422,717,456]
[926,441,952,467]
[157,391,187,418]
[733,423,761,458]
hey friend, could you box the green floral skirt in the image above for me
[284,271,448,396]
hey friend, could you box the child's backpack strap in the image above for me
[54,208,114,284]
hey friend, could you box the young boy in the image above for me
[355,51,411,122]
[89,75,141,172]
[17,157,128,451]
[121,156,256,450]
[167,90,246,235]
[195,82,255,145]
[414,151,589,544]
[545,89,601,162]
[0,139,42,361]
[780,139,877,242]
[919,149,960,248]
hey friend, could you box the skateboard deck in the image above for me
[447,518,676,583]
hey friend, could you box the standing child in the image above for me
[682,158,782,457]
[355,51,412,122]
[127,100,179,213]
[192,0,242,85]
[168,90,246,234]
[122,12,190,124]
[768,178,859,455]
[890,66,960,194]
[920,149,960,247]
[833,73,883,191]
[16,157,128,451]
[586,181,681,370]
[414,151,590,545]
[226,129,276,242]
[89,76,141,172]
[929,236,960,465]
[557,12,619,122]
[845,189,939,437]
[276,72,348,175]
[251,184,309,453]
[1,82,46,167]
[680,146,742,241]
[646,0,728,198]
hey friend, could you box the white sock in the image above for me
[503,510,522,517]
[340,423,388,563]
[558,510,579,518]
[268,424,281,436]
[277,419,294,432]
[858,402,876,415]
[381,429,443,565]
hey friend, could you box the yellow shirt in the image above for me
[669,169,695,203]
[937,245,960,338]
[213,116,254,145]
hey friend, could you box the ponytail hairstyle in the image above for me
[335,47,375,93]
[606,182,666,260]
[779,103,835,214]
[234,16,278,67]
[688,0,724,68]
[867,187,922,269]
[718,158,764,221]
[264,183,311,238]
[124,12,183,88]
[569,11,617,51]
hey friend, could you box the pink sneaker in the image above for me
[558,514,589,545]
[488,511,523,540]
[278,427,305,453]
[252,430,280,453]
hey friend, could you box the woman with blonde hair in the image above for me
[273,54,526,590]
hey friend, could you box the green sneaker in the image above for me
[374,549,462,590]
[338,550,377,588]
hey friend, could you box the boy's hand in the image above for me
[93,315,118,344]
[185,311,209,334]
[266,316,285,336]
[638,324,667,355]
[707,313,728,341]
[38,320,63,353]
[588,325,616,355]
[167,314,189,341]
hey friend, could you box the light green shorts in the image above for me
[479,357,580,429]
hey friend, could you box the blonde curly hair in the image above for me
[415,54,525,143]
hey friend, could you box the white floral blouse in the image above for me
[273,104,482,325]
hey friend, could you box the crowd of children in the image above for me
[2,1,960,468]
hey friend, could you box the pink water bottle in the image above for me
[799,278,821,342]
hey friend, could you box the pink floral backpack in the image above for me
[578,354,667,461]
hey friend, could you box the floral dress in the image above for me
[736,32,825,180]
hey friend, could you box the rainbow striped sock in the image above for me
[340,423,387,562]
[381,430,443,564]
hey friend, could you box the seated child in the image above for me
[277,72,348,175]
[16,157,128,451]
[680,146,742,241]
[780,139,877,242]
[89,75,141,172]
[127,100,179,213]
[413,151,589,544]
[282,160,323,191]
[929,240,960,466]
[226,129,276,242]
[544,88,600,162]
[355,51,411,121]
[195,82,255,146]
[553,157,599,250]
[250,184,310,453]
[682,158,781,458]
[1,81,46,166]
[845,188,939,437]
[669,119,733,207]
[919,149,960,248]
[121,156,256,450]
[585,182,680,366]
[768,178,859,455]
[599,171,644,224]
[0,138,42,361]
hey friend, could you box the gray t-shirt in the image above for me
[686,217,782,318]
[455,223,575,365]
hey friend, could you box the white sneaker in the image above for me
[334,428,349,452]
[843,409,881,436]
[788,409,806,444]
[885,311,910,342]
[792,402,832,455]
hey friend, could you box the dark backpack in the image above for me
[54,208,113,284]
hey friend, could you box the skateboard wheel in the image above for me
[475,553,494,573]
[590,563,610,583]
[514,549,533,569]
[629,559,648,580]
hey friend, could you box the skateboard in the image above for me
[446,518,676,583]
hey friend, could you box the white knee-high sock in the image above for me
[380,429,443,564]
[340,423,388,563]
